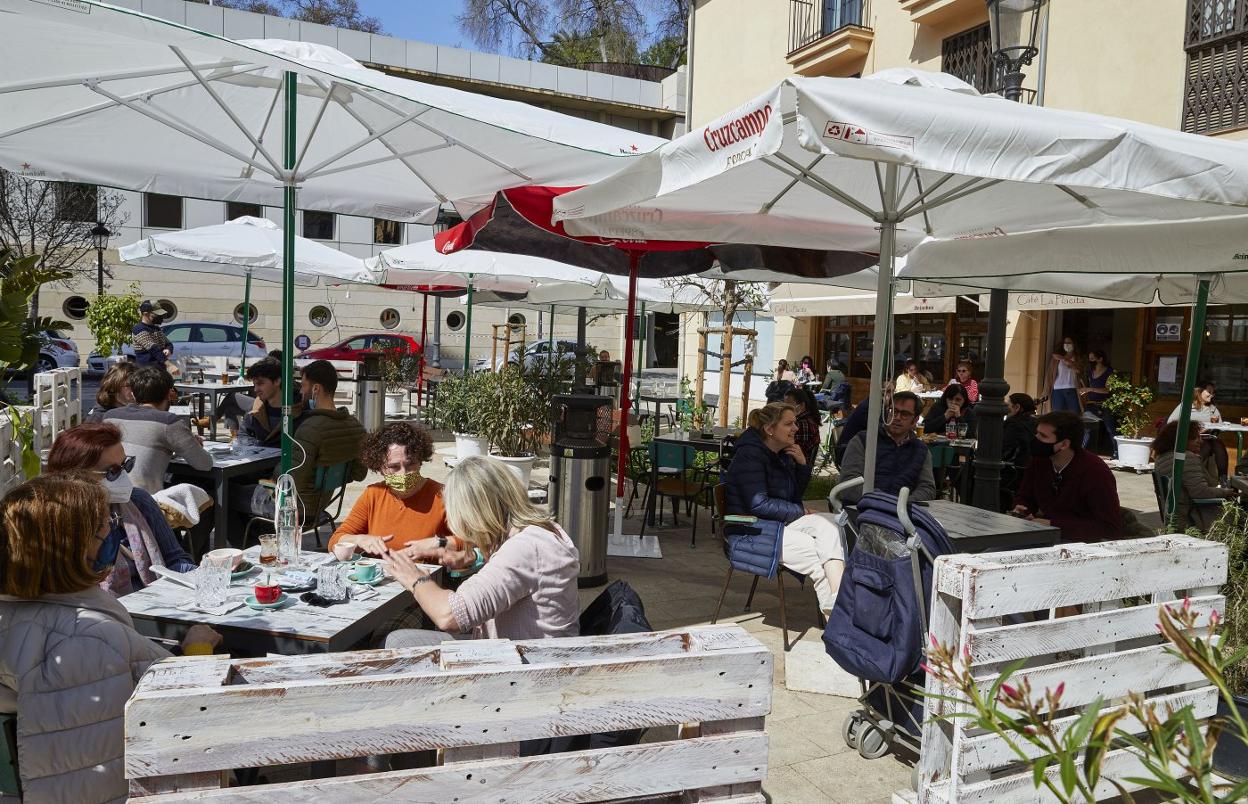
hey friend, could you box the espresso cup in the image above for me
[332,541,356,562]
[254,583,282,604]
[354,560,380,582]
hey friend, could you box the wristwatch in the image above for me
[436,535,447,549]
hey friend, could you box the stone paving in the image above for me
[338,431,1164,804]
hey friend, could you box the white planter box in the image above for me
[454,432,488,460]
[494,453,536,488]
[1115,436,1153,471]
[383,391,405,417]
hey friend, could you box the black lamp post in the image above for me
[90,222,111,297]
[972,0,1048,512]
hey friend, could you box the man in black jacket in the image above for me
[131,300,172,368]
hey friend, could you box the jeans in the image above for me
[1051,387,1081,412]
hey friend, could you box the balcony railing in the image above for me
[789,0,872,56]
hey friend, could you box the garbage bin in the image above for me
[355,353,385,432]
[548,395,613,587]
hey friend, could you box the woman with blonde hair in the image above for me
[0,473,219,803]
[383,455,581,645]
[722,402,847,617]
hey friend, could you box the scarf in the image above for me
[99,501,166,597]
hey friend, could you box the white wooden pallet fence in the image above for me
[125,624,772,803]
[32,367,82,455]
[892,534,1228,804]
[0,415,18,491]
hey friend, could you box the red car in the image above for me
[298,333,422,362]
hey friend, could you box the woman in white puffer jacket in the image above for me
[0,473,217,803]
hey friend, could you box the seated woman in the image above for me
[783,386,822,465]
[85,361,136,423]
[0,473,219,803]
[925,383,977,439]
[47,423,197,596]
[1003,393,1039,469]
[328,421,452,557]
[382,455,580,644]
[1168,379,1229,481]
[723,402,845,617]
[795,356,816,384]
[1152,421,1237,532]
[895,360,927,393]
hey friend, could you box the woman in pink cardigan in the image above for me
[382,455,581,645]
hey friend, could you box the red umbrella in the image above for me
[435,185,875,540]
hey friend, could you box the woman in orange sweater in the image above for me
[328,422,451,556]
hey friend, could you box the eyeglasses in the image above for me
[94,456,135,482]
[892,409,917,420]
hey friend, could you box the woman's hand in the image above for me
[399,540,476,570]
[783,443,807,465]
[181,624,222,652]
[382,548,432,594]
[352,534,393,555]
[947,399,962,417]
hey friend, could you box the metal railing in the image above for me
[789,0,871,56]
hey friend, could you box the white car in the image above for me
[87,321,267,374]
[38,329,80,373]
[472,340,580,372]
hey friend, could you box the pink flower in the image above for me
[1183,596,1192,611]
[1211,610,1222,627]
[1001,683,1018,699]
[1054,682,1065,700]
[930,634,939,648]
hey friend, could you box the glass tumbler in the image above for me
[258,534,279,566]
[957,422,969,439]
[317,564,348,601]
[194,562,229,609]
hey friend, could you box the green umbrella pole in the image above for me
[549,304,555,356]
[280,70,296,474]
[1168,277,1212,530]
[239,270,252,382]
[637,301,647,386]
[463,275,474,373]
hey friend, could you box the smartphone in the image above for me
[723,515,759,525]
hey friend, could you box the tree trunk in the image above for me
[718,282,736,427]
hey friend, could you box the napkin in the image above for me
[350,585,379,601]
[177,599,244,616]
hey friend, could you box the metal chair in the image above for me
[243,460,353,549]
[640,441,709,547]
[1154,470,1223,529]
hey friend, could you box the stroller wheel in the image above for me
[841,712,864,749]
[857,723,890,760]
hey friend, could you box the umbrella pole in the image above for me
[1168,277,1211,529]
[614,253,641,542]
[972,288,1010,511]
[637,302,647,387]
[418,291,428,407]
[463,275,474,373]
[239,269,252,382]
[864,164,900,493]
[549,304,555,358]
[280,70,296,475]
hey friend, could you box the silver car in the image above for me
[87,321,267,374]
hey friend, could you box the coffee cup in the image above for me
[332,541,356,562]
[254,582,282,604]
[354,559,380,582]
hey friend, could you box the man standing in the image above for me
[104,366,212,493]
[131,300,173,368]
[838,391,936,504]
[1013,411,1123,541]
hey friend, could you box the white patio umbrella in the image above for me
[366,240,612,372]
[549,68,1248,504]
[0,0,663,469]
[120,216,375,375]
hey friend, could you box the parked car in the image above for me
[38,329,80,373]
[86,321,266,374]
[297,333,421,363]
[473,340,579,372]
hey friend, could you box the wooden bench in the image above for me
[126,624,772,802]
[893,534,1227,804]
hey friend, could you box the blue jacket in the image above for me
[723,427,812,525]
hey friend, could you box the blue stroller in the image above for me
[823,485,955,761]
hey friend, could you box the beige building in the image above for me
[684,0,1248,425]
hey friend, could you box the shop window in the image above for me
[1183,0,1248,133]
[226,202,263,221]
[373,218,402,245]
[144,194,183,229]
[302,210,335,240]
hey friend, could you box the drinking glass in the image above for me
[316,564,348,602]
[258,534,279,566]
[232,433,259,456]
[194,562,229,609]
[957,422,969,439]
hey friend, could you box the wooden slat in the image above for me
[692,717,766,801]
[917,586,965,799]
[958,537,1226,618]
[132,655,234,692]
[948,746,1161,804]
[441,640,523,764]
[231,648,441,684]
[965,595,1224,664]
[127,637,771,778]
[956,687,1218,775]
[129,771,225,798]
[131,733,768,803]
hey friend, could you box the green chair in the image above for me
[244,460,354,549]
[641,442,710,547]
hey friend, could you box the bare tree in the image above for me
[0,171,129,318]
[643,0,690,68]
[216,0,383,33]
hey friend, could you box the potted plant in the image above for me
[477,363,548,487]
[1199,502,1248,778]
[378,346,421,418]
[426,371,489,459]
[1102,373,1155,470]
[676,376,712,437]
[85,281,141,360]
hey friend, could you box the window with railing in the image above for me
[1184,0,1248,133]
[789,0,871,55]
[942,23,994,93]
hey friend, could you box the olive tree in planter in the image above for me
[477,363,547,488]
[1103,373,1155,470]
[378,346,421,418]
[426,371,490,459]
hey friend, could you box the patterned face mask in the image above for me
[383,469,422,494]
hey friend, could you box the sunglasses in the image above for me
[95,456,135,482]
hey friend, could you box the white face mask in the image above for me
[1063,343,1074,353]
[102,472,134,504]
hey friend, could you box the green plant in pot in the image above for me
[1198,502,1248,779]
[426,371,490,459]
[85,282,141,359]
[1103,373,1155,469]
[476,364,545,488]
[378,346,422,417]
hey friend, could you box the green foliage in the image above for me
[676,375,711,431]
[1103,373,1156,439]
[86,282,141,358]
[477,353,582,456]
[1200,502,1248,695]
[425,370,491,435]
[640,34,686,68]
[378,346,422,392]
[0,248,71,371]
[6,407,40,481]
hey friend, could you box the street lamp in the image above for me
[90,222,110,296]
[971,0,1048,512]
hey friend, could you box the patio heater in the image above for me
[972,0,1049,511]
[548,394,614,587]
[90,222,110,297]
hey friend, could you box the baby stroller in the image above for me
[823,485,954,762]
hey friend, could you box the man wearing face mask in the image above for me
[328,422,452,558]
[46,423,197,596]
[1012,411,1123,542]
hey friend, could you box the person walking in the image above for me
[131,300,173,369]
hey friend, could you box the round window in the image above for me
[62,295,89,320]
[446,310,465,332]
[233,302,258,325]
[380,308,400,330]
[309,305,332,327]
[156,299,178,323]
[507,312,526,331]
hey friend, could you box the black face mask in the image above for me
[1030,438,1057,458]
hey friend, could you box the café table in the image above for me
[168,440,280,551]
[921,498,1061,553]
[174,380,255,441]
[1203,421,1248,457]
[638,393,680,434]
[121,547,440,656]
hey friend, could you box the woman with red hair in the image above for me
[47,422,196,596]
